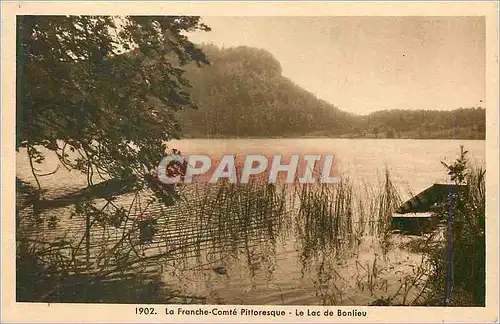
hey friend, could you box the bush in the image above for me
[425,146,485,306]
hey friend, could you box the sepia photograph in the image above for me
[2,1,499,323]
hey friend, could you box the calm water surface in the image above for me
[169,139,485,198]
[17,139,485,305]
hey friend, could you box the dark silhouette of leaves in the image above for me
[17,15,210,192]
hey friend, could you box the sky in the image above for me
[187,16,485,115]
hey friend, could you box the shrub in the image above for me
[425,146,485,306]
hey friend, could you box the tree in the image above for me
[16,15,211,302]
[17,15,210,194]
[177,45,486,140]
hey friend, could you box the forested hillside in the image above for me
[362,108,485,139]
[178,45,485,139]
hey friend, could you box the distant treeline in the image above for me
[178,45,485,140]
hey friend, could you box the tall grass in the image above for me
[376,168,404,254]
[295,169,418,305]
[295,168,403,261]
[177,178,291,281]
[296,180,354,263]
[16,174,291,303]
[20,152,483,306]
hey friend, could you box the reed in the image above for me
[21,151,484,306]
[376,168,404,254]
[295,167,404,263]
[296,179,355,263]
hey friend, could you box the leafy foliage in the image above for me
[17,15,210,191]
[16,15,211,302]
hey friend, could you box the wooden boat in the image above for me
[391,183,467,235]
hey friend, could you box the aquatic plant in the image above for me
[296,179,355,265]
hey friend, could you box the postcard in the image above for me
[1,1,498,323]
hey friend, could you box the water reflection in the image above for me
[18,175,426,305]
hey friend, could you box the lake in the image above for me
[168,138,485,197]
[16,139,485,305]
